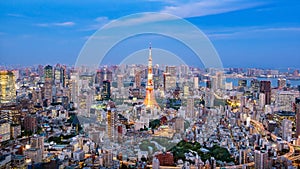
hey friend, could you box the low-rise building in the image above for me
[154,152,174,166]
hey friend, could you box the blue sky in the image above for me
[0,0,300,68]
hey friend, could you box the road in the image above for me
[214,119,294,169]
[122,119,295,169]
[250,120,294,159]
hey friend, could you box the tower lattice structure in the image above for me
[144,44,158,108]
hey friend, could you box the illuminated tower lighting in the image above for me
[144,44,158,108]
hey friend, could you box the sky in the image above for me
[0,0,300,69]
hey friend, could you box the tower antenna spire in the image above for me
[149,42,152,60]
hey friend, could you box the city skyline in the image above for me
[1,1,300,168]
[0,0,300,68]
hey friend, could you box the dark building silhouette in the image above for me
[101,80,111,100]
[296,98,300,138]
[260,81,271,105]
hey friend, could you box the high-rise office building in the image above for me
[95,70,104,86]
[205,91,214,107]
[260,81,271,105]
[37,65,44,77]
[295,97,300,138]
[166,66,176,76]
[0,70,16,103]
[212,72,224,90]
[193,76,199,89]
[183,85,189,97]
[103,148,113,168]
[44,65,53,81]
[254,150,268,169]
[107,109,117,141]
[106,69,113,82]
[206,80,212,89]
[186,97,195,118]
[275,91,295,112]
[135,71,141,88]
[164,66,177,91]
[24,115,37,133]
[282,119,292,142]
[102,80,111,100]
[250,79,260,92]
[153,74,160,90]
[277,78,286,89]
[163,73,176,91]
[238,79,247,88]
[54,64,66,87]
[44,65,53,103]
[0,120,10,143]
[117,75,123,91]
[30,135,44,155]
[239,146,248,164]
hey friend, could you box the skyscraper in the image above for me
[163,73,176,91]
[165,66,176,76]
[250,79,260,92]
[44,65,53,103]
[193,76,199,89]
[282,119,292,142]
[212,72,224,90]
[144,44,158,108]
[117,75,123,91]
[102,80,111,100]
[277,78,286,89]
[107,109,116,141]
[95,70,104,86]
[106,69,113,82]
[44,65,53,81]
[164,66,177,91]
[295,97,300,138]
[254,150,268,169]
[0,70,16,103]
[54,64,66,87]
[186,97,195,118]
[260,81,271,105]
[135,71,141,88]
[206,80,212,89]
[30,135,44,152]
[238,79,247,88]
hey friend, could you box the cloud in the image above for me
[7,13,26,18]
[104,13,175,29]
[161,0,265,18]
[80,1,265,31]
[35,23,49,27]
[207,26,300,39]
[95,17,109,23]
[80,16,110,31]
[253,27,300,32]
[146,0,177,4]
[53,22,75,26]
[35,21,75,27]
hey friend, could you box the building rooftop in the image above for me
[275,111,295,116]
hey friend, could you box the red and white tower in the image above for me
[144,44,158,108]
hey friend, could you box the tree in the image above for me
[141,155,147,162]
